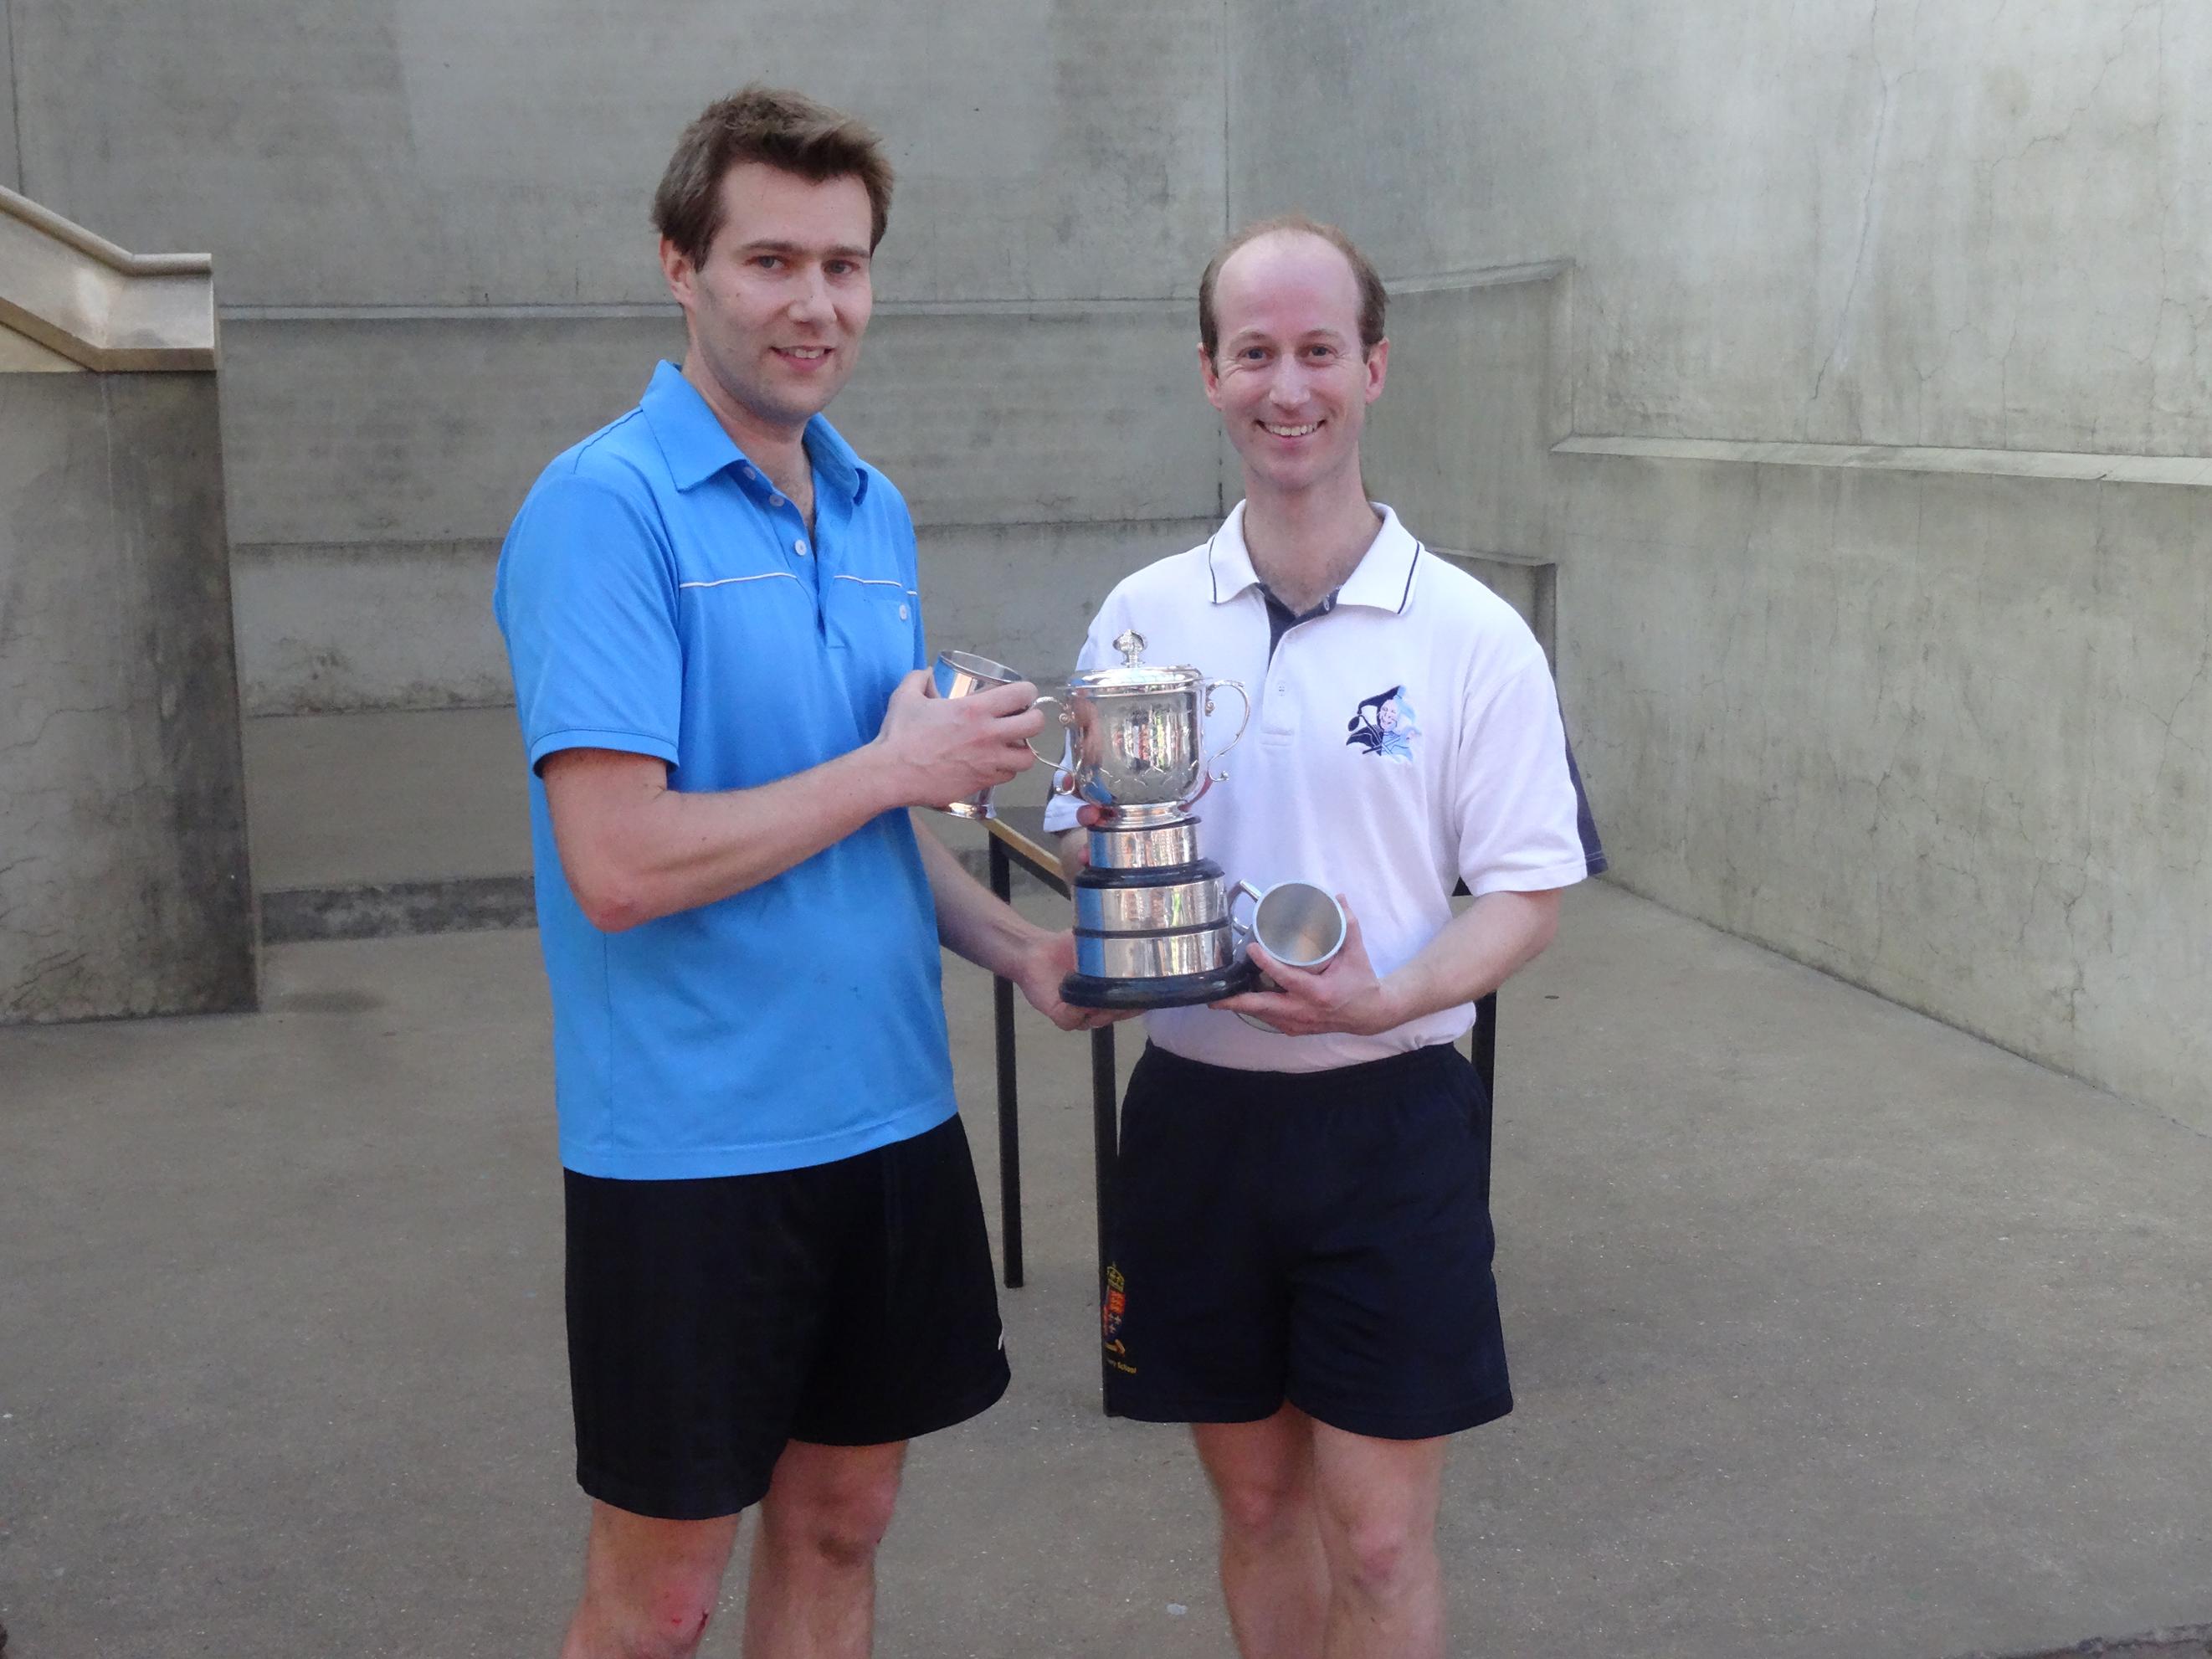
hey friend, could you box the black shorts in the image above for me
[564,1113,1011,1521]
[1104,1043,1511,1441]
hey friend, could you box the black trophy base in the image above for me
[1060,959,1261,1010]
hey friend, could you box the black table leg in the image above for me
[1471,989,1498,1209]
[990,838,1024,1290]
[1091,1020,1118,1413]
[1471,989,1498,1100]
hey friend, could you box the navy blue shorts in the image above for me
[564,1113,1010,1521]
[1103,1043,1511,1441]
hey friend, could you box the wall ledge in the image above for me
[220,295,1191,324]
[1555,434,2212,489]
[215,268,1583,325]
[0,186,217,370]
[1384,259,1573,295]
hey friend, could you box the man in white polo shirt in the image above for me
[1048,214,1602,1659]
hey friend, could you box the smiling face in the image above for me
[1200,229,1388,504]
[661,161,875,448]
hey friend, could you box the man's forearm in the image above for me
[547,743,916,931]
[913,816,1056,979]
[1376,888,1560,1028]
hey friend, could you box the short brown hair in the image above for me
[1198,213,1387,360]
[653,85,895,265]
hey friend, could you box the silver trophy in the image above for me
[1046,630,1260,1009]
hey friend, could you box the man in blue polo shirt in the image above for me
[1050,217,1606,1659]
[495,86,1096,1659]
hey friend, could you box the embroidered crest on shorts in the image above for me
[1102,1262,1137,1374]
[1346,685,1419,761]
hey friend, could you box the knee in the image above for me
[1330,1513,1429,1604]
[579,1569,719,1659]
[1212,1466,1311,1543]
[767,1469,901,1569]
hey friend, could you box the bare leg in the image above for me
[742,1440,908,1659]
[1308,1422,1449,1659]
[559,1501,741,1659]
[1192,1406,1330,1659]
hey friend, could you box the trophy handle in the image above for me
[1198,679,1252,783]
[1024,696,1078,793]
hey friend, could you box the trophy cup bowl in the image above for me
[1053,666,1250,823]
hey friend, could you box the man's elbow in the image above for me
[566,861,657,933]
[1514,889,1563,964]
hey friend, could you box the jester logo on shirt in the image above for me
[1346,686,1419,762]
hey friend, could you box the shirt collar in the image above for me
[639,360,872,506]
[1207,500,1422,614]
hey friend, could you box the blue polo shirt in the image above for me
[493,362,957,1179]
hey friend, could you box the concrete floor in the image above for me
[3,881,2209,1657]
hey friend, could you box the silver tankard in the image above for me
[928,650,1062,821]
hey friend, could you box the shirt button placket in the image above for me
[1262,634,1297,742]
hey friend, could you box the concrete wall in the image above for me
[1229,0,2212,1127]
[18,0,2204,1117]
[0,0,19,193]
[210,303,1221,710]
[1231,0,2212,457]
[7,0,1234,712]
[0,371,257,1020]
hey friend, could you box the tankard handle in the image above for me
[1227,877,1265,943]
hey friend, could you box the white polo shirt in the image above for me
[1044,501,1592,1073]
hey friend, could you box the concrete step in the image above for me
[1954,1632,2212,1659]
[243,707,534,942]
[240,706,1027,943]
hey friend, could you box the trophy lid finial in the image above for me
[1112,629,1147,666]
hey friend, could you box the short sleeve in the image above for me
[1452,642,1594,897]
[495,465,684,773]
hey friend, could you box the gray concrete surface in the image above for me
[214,311,1220,552]
[1229,0,2212,458]
[0,371,254,1023]
[242,707,529,892]
[3,882,2209,1657]
[1361,272,1567,568]
[1968,1635,2212,1659]
[8,0,1235,717]
[0,2,18,196]
[1228,1,2212,1130]
[12,3,1226,310]
[25,0,2206,1139]
[229,505,1221,719]
[1558,459,2212,1138]
[214,311,1224,714]
[227,532,1205,903]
